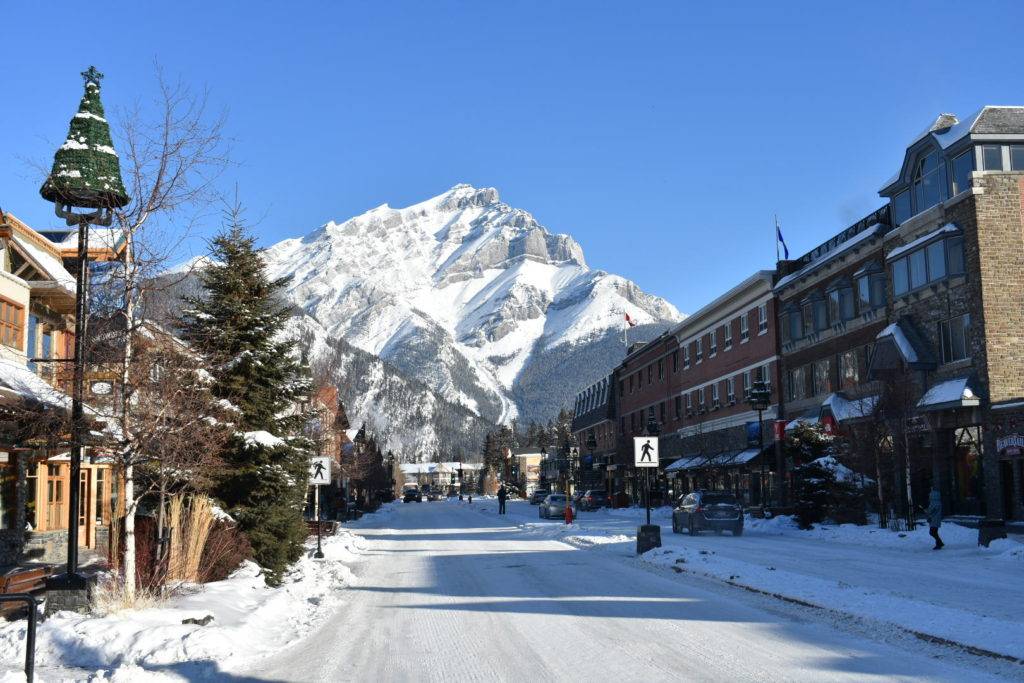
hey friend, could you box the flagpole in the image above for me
[774,214,780,263]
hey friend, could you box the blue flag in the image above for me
[776,223,789,259]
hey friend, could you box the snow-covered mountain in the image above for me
[263,184,682,458]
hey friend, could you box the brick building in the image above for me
[570,374,616,493]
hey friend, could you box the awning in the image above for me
[917,376,980,412]
[666,449,758,473]
[0,359,73,411]
[821,392,879,423]
[871,318,937,373]
[731,447,762,465]
[786,411,819,430]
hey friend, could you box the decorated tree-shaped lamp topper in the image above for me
[40,66,129,210]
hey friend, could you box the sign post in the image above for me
[309,457,331,559]
[633,436,660,554]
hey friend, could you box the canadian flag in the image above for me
[624,313,637,328]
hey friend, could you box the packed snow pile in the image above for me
[0,528,369,679]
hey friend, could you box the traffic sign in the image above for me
[569,447,580,459]
[308,456,331,485]
[633,437,659,467]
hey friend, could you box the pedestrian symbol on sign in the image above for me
[633,436,659,467]
[308,456,331,485]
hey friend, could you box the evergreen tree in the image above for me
[180,212,312,585]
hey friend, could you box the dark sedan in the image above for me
[578,490,609,510]
[672,491,743,536]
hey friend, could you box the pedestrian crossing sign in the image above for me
[633,437,659,467]
[309,456,331,485]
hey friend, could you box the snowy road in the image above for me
[247,502,1006,682]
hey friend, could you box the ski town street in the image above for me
[4,4,1024,682]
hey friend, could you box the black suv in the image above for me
[672,491,743,536]
[403,486,422,503]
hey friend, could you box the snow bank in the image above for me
[0,526,370,679]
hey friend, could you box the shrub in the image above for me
[199,520,254,583]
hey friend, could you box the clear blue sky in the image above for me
[3,1,1022,314]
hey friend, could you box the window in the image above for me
[709,330,717,356]
[952,150,973,194]
[658,359,664,380]
[743,370,751,399]
[0,299,24,350]
[982,145,1002,171]
[740,313,750,342]
[788,307,802,341]
[727,377,736,404]
[909,249,928,289]
[926,240,946,281]
[762,364,772,391]
[683,345,690,368]
[947,236,965,274]
[893,190,912,226]
[629,375,634,393]
[857,275,872,310]
[814,298,828,331]
[892,258,910,296]
[711,383,720,409]
[758,304,768,334]
[801,300,814,336]
[672,350,678,373]
[939,314,971,364]
[27,313,39,371]
[674,395,682,420]
[786,366,806,401]
[647,365,652,384]
[839,350,859,390]
[686,392,693,412]
[95,467,105,524]
[619,380,624,397]
[1012,146,1024,171]
[812,358,832,396]
[698,387,706,409]
[913,149,947,212]
[724,323,733,350]
[695,339,703,363]
[660,401,666,423]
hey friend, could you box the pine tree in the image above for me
[180,210,313,585]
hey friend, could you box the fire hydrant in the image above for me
[564,501,574,525]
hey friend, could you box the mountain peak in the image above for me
[434,183,499,212]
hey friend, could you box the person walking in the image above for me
[927,487,944,550]
[497,485,508,514]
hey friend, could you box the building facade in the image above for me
[570,374,616,494]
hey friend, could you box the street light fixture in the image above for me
[748,380,772,511]
[40,67,130,595]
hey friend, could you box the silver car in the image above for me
[538,494,568,519]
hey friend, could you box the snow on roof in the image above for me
[786,412,820,430]
[887,223,960,261]
[876,322,919,364]
[0,358,72,410]
[775,225,883,291]
[822,393,878,423]
[10,234,76,294]
[917,376,978,411]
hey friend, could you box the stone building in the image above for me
[874,106,1024,524]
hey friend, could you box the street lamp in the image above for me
[748,380,772,511]
[40,67,130,595]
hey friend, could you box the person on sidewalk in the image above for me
[497,485,508,514]
[927,488,944,550]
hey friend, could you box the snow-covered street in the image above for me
[242,501,1016,682]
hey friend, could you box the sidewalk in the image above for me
[458,498,1024,662]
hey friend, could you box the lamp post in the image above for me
[748,380,772,512]
[40,67,130,595]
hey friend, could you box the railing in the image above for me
[0,594,38,682]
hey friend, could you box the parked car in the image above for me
[539,494,569,519]
[529,489,550,505]
[578,489,609,510]
[672,491,743,536]
[403,486,422,503]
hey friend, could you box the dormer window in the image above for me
[893,190,911,226]
[826,277,855,322]
[855,261,886,312]
[913,149,947,214]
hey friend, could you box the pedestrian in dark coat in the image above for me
[927,488,944,550]
[497,485,508,514]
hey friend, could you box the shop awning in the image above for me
[821,392,879,423]
[917,376,980,412]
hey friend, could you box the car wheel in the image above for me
[688,518,698,536]
[733,524,744,537]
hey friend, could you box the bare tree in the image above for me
[93,68,228,602]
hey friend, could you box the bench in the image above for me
[0,567,53,617]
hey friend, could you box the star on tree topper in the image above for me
[81,65,104,85]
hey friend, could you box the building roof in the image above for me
[821,392,878,423]
[872,318,936,371]
[917,376,980,412]
[670,270,774,340]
